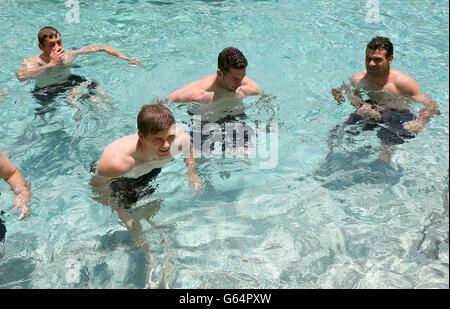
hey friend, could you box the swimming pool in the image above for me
[0,0,448,288]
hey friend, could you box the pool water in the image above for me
[0,0,448,288]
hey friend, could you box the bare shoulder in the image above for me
[21,55,42,68]
[96,152,134,178]
[391,69,420,96]
[172,127,189,149]
[96,135,137,178]
[351,72,365,83]
[176,127,190,142]
[239,77,262,96]
[168,75,214,103]
[63,49,79,63]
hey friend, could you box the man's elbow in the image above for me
[167,92,185,103]
[167,93,176,102]
[419,95,441,116]
[4,165,20,184]
[431,102,441,116]
[167,91,182,102]
[16,70,29,82]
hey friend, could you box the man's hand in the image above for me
[127,58,144,65]
[49,46,65,65]
[356,103,382,122]
[403,119,424,134]
[332,88,345,103]
[100,45,143,65]
[12,192,31,221]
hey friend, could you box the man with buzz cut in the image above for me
[331,36,440,162]
[90,104,201,288]
[168,47,263,157]
[16,26,142,112]
[168,46,262,106]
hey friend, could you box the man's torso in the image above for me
[24,52,77,88]
[354,69,413,111]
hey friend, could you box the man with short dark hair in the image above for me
[167,47,262,106]
[331,36,440,162]
[167,47,263,157]
[16,26,142,111]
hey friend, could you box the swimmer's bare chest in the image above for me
[32,53,76,87]
[123,157,173,179]
[359,79,411,111]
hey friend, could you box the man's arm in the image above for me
[167,85,207,103]
[332,75,382,121]
[0,151,31,220]
[89,151,134,204]
[16,61,56,81]
[400,76,440,134]
[95,151,134,179]
[239,77,263,97]
[177,131,202,194]
[332,76,365,108]
[16,47,65,81]
[69,45,143,65]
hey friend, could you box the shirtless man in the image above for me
[16,26,142,112]
[331,36,440,162]
[168,47,263,157]
[167,46,262,122]
[90,104,201,287]
[0,150,31,222]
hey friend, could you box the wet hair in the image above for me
[218,47,248,73]
[38,26,60,45]
[366,36,394,58]
[137,104,175,137]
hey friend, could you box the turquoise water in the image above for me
[0,0,448,288]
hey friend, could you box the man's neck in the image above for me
[136,138,166,164]
[39,53,51,64]
[212,77,238,100]
[136,139,153,162]
[366,68,391,89]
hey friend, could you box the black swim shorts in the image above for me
[90,160,161,208]
[0,216,6,243]
[109,168,162,208]
[344,109,416,146]
[188,111,251,155]
[33,74,98,113]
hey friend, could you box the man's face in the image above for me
[365,48,393,76]
[140,124,176,158]
[218,67,246,92]
[39,33,63,57]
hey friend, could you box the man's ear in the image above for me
[388,55,393,65]
[217,69,223,79]
[38,43,44,52]
[138,131,144,140]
